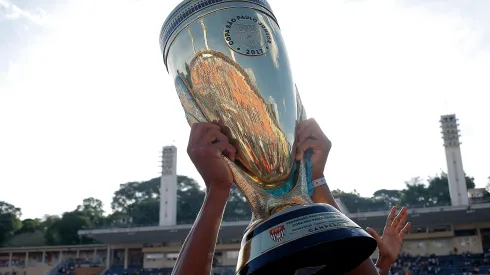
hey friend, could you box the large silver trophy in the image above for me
[160,1,376,274]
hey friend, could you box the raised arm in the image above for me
[172,122,236,275]
[295,118,410,275]
[312,185,380,275]
[312,184,411,275]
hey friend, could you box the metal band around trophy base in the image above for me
[236,204,377,275]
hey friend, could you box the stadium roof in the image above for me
[79,203,490,245]
[79,220,248,245]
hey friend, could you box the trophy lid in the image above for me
[159,0,276,64]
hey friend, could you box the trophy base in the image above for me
[237,204,377,275]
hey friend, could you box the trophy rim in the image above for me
[159,0,277,67]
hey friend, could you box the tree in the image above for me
[43,215,61,246]
[425,174,451,206]
[111,176,206,225]
[332,189,387,213]
[399,177,431,207]
[76,197,105,225]
[0,201,22,245]
[45,212,91,245]
[425,173,475,206]
[176,176,205,224]
[0,201,21,216]
[373,189,401,207]
[223,186,251,221]
[127,199,159,225]
[42,197,104,246]
[110,175,256,225]
[105,211,132,226]
[111,178,160,212]
[399,173,476,207]
[16,219,41,234]
[465,174,476,189]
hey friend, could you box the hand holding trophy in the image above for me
[160,1,377,274]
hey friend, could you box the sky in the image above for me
[1,0,489,219]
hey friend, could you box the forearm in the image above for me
[172,187,229,275]
[311,184,339,209]
[311,185,379,275]
[374,258,392,275]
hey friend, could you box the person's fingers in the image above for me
[296,118,318,131]
[392,206,407,228]
[220,123,233,139]
[200,129,229,145]
[193,141,236,160]
[219,125,240,158]
[296,118,318,134]
[385,206,397,228]
[295,119,308,141]
[208,142,236,161]
[297,124,325,145]
[399,222,411,239]
[395,208,409,233]
[189,122,220,146]
[295,139,323,160]
[366,227,382,244]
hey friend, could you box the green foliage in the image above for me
[177,176,205,224]
[127,199,159,225]
[332,189,387,213]
[223,186,251,221]
[111,178,160,213]
[76,197,105,225]
[109,176,250,225]
[16,219,41,234]
[0,201,21,216]
[398,173,476,207]
[330,173,478,212]
[104,211,130,226]
[54,212,91,245]
[373,189,400,207]
[0,201,22,245]
[41,214,61,245]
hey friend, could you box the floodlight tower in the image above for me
[440,114,469,206]
[159,146,178,226]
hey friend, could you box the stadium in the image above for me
[1,115,489,275]
[0,200,489,275]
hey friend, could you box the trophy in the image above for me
[160,1,377,274]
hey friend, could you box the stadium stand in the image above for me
[380,252,490,274]
[50,258,105,275]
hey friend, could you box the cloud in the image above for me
[0,0,47,25]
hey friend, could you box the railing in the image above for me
[82,223,159,230]
[470,197,490,204]
[83,217,253,230]
[353,203,453,213]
